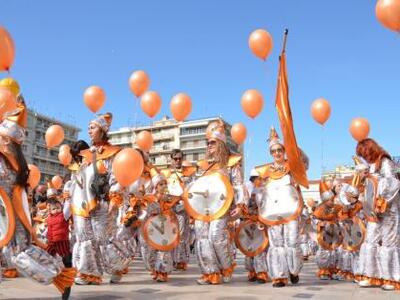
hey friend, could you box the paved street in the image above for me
[1,255,400,300]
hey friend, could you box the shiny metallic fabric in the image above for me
[266,220,303,279]
[358,158,400,283]
[245,249,269,274]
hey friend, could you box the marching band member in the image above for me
[255,127,305,288]
[162,149,196,271]
[335,161,365,282]
[139,168,180,282]
[243,169,269,284]
[71,113,130,285]
[0,99,75,295]
[191,120,246,285]
[355,138,400,291]
[313,180,342,280]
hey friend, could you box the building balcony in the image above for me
[181,145,207,151]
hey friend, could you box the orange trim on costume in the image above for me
[2,268,18,278]
[337,270,354,280]
[357,275,383,287]
[53,267,77,293]
[79,145,121,163]
[0,188,16,248]
[383,279,400,290]
[257,272,269,283]
[221,262,236,277]
[201,273,221,284]
[272,278,288,285]
[77,272,102,284]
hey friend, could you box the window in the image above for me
[193,153,199,161]
[180,126,206,136]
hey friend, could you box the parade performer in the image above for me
[70,113,130,285]
[313,180,342,280]
[46,191,73,300]
[162,149,196,271]
[141,169,180,282]
[255,127,305,288]
[334,161,365,282]
[0,100,75,294]
[355,138,400,291]
[241,169,269,284]
[185,120,246,285]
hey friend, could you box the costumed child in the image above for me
[46,182,74,300]
[313,179,342,280]
[141,169,180,282]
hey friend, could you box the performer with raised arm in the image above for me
[355,138,400,291]
[184,120,246,285]
[162,149,196,271]
[255,127,305,287]
[0,97,75,296]
[71,113,130,285]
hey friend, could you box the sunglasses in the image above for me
[172,157,182,161]
[207,140,217,146]
[270,148,284,154]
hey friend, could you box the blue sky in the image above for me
[1,1,399,179]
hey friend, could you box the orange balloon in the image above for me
[311,98,331,125]
[170,93,192,121]
[28,164,41,189]
[58,150,72,166]
[59,144,70,153]
[52,175,63,190]
[0,27,15,72]
[376,0,400,32]
[0,88,17,117]
[248,29,273,60]
[241,89,264,119]
[140,91,162,118]
[83,86,106,113]
[230,123,247,145]
[113,148,144,187]
[45,125,65,148]
[349,118,370,141]
[136,130,154,151]
[129,70,150,97]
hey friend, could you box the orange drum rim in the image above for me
[234,219,269,257]
[183,172,234,222]
[142,212,180,251]
[342,216,366,252]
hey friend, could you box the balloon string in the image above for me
[134,96,140,128]
[321,125,324,175]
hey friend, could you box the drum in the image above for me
[142,212,180,251]
[183,172,233,222]
[235,220,269,257]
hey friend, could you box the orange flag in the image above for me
[275,31,309,188]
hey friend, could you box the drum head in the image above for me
[142,213,180,251]
[184,172,233,222]
[341,217,366,251]
[235,220,268,257]
[317,222,343,251]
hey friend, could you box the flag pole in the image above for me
[282,29,289,54]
